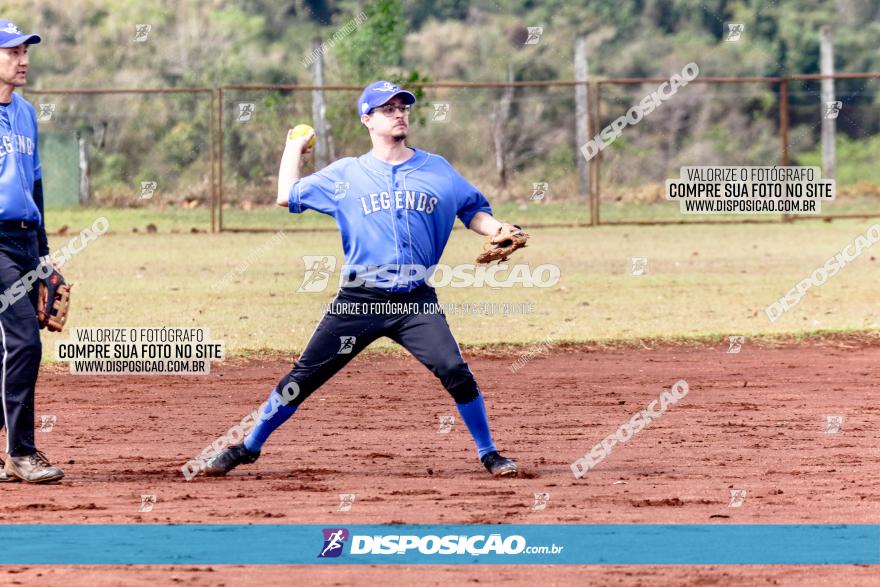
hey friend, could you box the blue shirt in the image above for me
[0,93,41,223]
[289,148,492,291]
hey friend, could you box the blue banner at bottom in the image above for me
[0,524,877,565]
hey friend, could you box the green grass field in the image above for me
[45,193,880,235]
[42,204,880,358]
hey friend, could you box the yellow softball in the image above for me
[288,124,316,149]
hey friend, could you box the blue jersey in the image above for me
[289,148,492,291]
[0,93,42,223]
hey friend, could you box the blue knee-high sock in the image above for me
[243,388,298,453]
[456,392,497,459]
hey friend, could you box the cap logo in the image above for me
[361,101,370,114]
[375,82,399,92]
[2,23,22,35]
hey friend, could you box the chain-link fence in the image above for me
[22,88,216,232]
[39,130,80,208]
[218,76,880,231]
[786,75,880,217]
[22,74,879,233]
[217,82,588,231]
[594,78,784,223]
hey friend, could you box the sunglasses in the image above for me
[370,104,412,116]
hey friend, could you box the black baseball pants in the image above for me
[276,284,480,407]
[0,227,42,457]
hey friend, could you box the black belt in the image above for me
[0,220,38,230]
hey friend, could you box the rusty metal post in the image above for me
[209,89,216,233]
[819,26,836,180]
[218,87,224,232]
[780,79,792,223]
[575,35,589,201]
[589,82,602,226]
[780,79,790,166]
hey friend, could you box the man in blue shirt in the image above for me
[0,20,64,483]
[204,81,519,478]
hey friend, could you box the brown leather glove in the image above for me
[475,224,529,264]
[37,267,71,332]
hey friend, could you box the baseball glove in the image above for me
[475,224,529,264]
[37,267,71,332]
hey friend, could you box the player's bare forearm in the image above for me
[276,144,304,207]
[468,211,504,236]
[276,131,315,207]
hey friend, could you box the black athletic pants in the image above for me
[0,227,42,457]
[276,284,480,406]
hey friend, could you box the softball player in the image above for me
[0,20,64,483]
[204,81,517,478]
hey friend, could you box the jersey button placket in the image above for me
[389,173,404,285]
[393,175,410,270]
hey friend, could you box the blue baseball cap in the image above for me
[0,20,41,48]
[357,80,416,116]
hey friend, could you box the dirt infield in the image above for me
[3,340,879,585]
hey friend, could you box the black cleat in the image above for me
[481,451,518,477]
[202,444,260,477]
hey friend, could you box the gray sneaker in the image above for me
[0,458,18,482]
[4,451,64,483]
